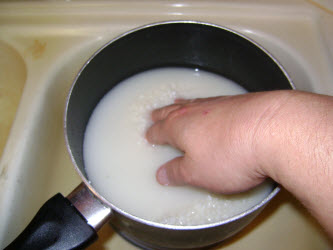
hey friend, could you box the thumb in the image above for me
[156,156,191,186]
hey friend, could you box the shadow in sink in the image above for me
[0,40,27,157]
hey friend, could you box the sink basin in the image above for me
[0,1,332,249]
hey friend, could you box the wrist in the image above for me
[254,90,333,237]
[250,90,295,181]
[256,91,333,187]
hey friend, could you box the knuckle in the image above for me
[152,104,182,122]
[169,106,188,119]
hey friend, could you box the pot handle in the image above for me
[4,183,111,250]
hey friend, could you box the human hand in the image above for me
[146,90,333,239]
[146,92,289,194]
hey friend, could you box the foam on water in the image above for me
[83,67,273,226]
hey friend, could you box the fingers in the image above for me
[151,104,180,122]
[147,98,194,146]
[151,98,194,122]
[156,156,192,186]
[147,106,189,146]
[148,96,227,147]
[146,121,170,145]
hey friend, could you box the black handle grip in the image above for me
[5,193,98,250]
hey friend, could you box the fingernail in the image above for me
[157,167,170,185]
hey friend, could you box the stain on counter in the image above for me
[25,40,47,59]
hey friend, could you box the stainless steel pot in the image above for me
[6,21,294,250]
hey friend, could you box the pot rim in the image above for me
[64,20,293,230]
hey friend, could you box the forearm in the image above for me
[256,90,333,238]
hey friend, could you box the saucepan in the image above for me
[6,21,293,249]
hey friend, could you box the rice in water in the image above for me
[84,67,273,226]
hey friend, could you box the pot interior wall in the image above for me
[66,22,292,179]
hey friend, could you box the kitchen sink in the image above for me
[0,1,332,249]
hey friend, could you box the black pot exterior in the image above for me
[65,21,292,249]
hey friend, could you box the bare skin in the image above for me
[146,90,333,239]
